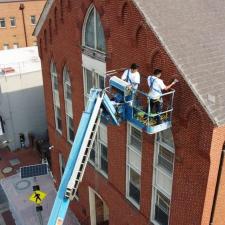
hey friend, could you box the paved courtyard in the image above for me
[0,147,80,225]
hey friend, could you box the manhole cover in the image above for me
[15,180,31,190]
[2,167,13,174]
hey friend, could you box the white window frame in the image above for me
[63,66,74,144]
[0,18,6,28]
[89,123,108,178]
[51,62,62,134]
[10,17,16,27]
[82,5,106,53]
[151,130,175,225]
[126,123,142,209]
[30,15,36,25]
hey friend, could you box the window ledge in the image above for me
[151,219,162,225]
[56,129,62,135]
[81,46,106,62]
[126,196,140,210]
[88,161,108,179]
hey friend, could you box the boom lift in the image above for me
[47,72,175,225]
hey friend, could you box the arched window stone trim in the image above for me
[82,4,106,61]
[131,21,147,48]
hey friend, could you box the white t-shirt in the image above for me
[147,75,166,99]
[121,69,140,90]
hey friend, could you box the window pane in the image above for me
[0,18,6,28]
[98,74,105,89]
[96,12,106,52]
[130,168,140,188]
[159,129,174,148]
[10,17,16,27]
[100,144,108,174]
[155,205,168,225]
[68,116,74,142]
[100,144,107,158]
[90,149,95,162]
[85,69,93,94]
[66,84,72,100]
[31,15,36,25]
[129,167,140,204]
[85,9,95,48]
[53,75,58,90]
[155,191,170,225]
[56,107,62,131]
[100,158,108,174]
[158,146,174,173]
[130,127,142,150]
[90,141,96,164]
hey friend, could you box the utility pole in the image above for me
[19,3,28,47]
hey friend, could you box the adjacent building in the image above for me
[34,1,225,225]
[0,46,47,150]
[0,0,46,50]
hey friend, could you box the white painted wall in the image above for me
[0,70,47,150]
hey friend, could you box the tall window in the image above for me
[10,17,16,27]
[63,66,74,144]
[0,18,6,28]
[50,62,62,133]
[89,123,108,177]
[83,6,106,52]
[151,129,175,225]
[126,124,142,207]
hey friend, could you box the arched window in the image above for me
[50,62,62,133]
[83,6,106,52]
[151,129,175,225]
[63,66,74,143]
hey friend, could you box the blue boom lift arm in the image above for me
[48,75,175,225]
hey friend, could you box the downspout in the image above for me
[209,147,225,224]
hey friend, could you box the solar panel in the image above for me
[20,164,48,179]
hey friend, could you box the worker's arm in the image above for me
[164,79,178,91]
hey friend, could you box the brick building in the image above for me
[0,0,45,50]
[34,1,225,225]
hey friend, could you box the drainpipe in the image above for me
[209,148,225,224]
[19,3,28,47]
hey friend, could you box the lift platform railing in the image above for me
[128,89,175,130]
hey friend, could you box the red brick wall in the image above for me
[37,0,225,225]
[207,126,225,225]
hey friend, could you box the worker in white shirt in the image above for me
[147,68,178,124]
[121,63,140,90]
[121,63,140,106]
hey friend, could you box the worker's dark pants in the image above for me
[150,99,162,124]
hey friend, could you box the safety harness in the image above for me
[148,76,162,102]
[126,70,137,88]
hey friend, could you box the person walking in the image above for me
[147,69,178,124]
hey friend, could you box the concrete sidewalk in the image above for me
[1,173,80,225]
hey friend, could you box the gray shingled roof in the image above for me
[134,0,225,126]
